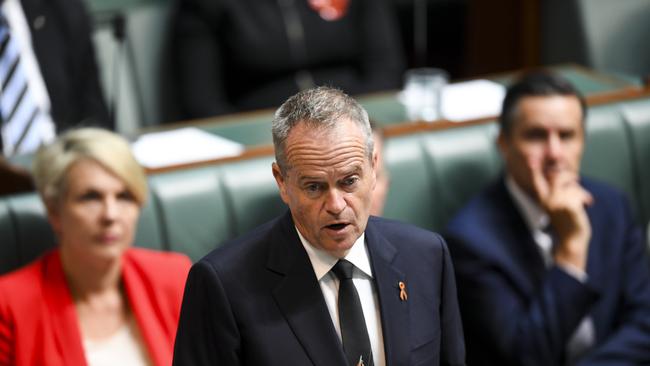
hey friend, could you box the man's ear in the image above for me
[272,162,290,205]
[371,150,378,189]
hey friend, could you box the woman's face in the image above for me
[49,159,140,263]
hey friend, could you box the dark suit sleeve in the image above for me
[173,260,241,365]
[447,234,600,366]
[439,238,467,366]
[576,200,650,365]
[172,0,234,118]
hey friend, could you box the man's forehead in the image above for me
[515,96,583,125]
[294,163,364,180]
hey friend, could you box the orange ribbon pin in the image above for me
[398,281,408,301]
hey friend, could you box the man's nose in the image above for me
[545,133,563,159]
[324,189,346,215]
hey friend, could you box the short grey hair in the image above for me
[272,86,374,172]
[32,128,148,209]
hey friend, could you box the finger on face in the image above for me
[527,156,549,201]
[548,173,594,208]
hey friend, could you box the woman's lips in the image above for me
[97,233,120,244]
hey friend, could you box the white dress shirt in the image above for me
[83,322,150,366]
[297,228,385,366]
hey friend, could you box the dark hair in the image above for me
[499,71,587,135]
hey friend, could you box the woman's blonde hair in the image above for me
[32,128,148,208]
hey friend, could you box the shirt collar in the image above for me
[296,227,373,281]
[504,175,549,232]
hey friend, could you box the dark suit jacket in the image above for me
[20,0,110,131]
[173,212,465,365]
[445,177,650,366]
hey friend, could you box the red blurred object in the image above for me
[308,0,349,21]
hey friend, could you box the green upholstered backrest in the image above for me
[149,167,231,261]
[581,104,640,219]
[133,191,165,251]
[620,99,650,224]
[4,194,55,269]
[383,135,437,231]
[421,123,502,230]
[217,157,285,237]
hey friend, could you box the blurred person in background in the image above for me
[172,0,405,118]
[445,71,650,365]
[0,0,109,194]
[0,128,190,366]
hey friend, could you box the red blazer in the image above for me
[0,247,191,366]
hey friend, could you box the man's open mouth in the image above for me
[326,223,348,230]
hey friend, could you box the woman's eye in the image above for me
[79,191,101,201]
[118,191,136,202]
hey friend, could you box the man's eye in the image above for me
[342,177,359,187]
[560,131,576,140]
[523,130,546,141]
[305,183,322,193]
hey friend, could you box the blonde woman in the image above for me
[0,128,191,366]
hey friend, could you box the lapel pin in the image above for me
[398,281,408,301]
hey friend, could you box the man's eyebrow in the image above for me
[297,175,324,183]
[341,165,363,176]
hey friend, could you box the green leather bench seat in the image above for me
[149,158,283,261]
[1,95,649,274]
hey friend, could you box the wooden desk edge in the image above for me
[146,85,650,175]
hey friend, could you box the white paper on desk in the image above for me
[441,79,506,122]
[132,127,245,168]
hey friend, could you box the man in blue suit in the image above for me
[173,86,465,365]
[445,72,650,365]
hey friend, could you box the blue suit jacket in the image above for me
[173,211,465,366]
[445,177,650,366]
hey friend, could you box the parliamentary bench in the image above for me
[1,89,650,275]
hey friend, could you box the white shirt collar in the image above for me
[296,227,373,281]
[504,175,550,232]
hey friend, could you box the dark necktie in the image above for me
[331,259,373,366]
[0,11,42,155]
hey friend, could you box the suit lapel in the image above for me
[269,212,347,366]
[365,221,410,366]
[493,180,547,291]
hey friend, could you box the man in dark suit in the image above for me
[10,0,109,132]
[445,72,650,365]
[173,86,465,366]
[1,0,109,193]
